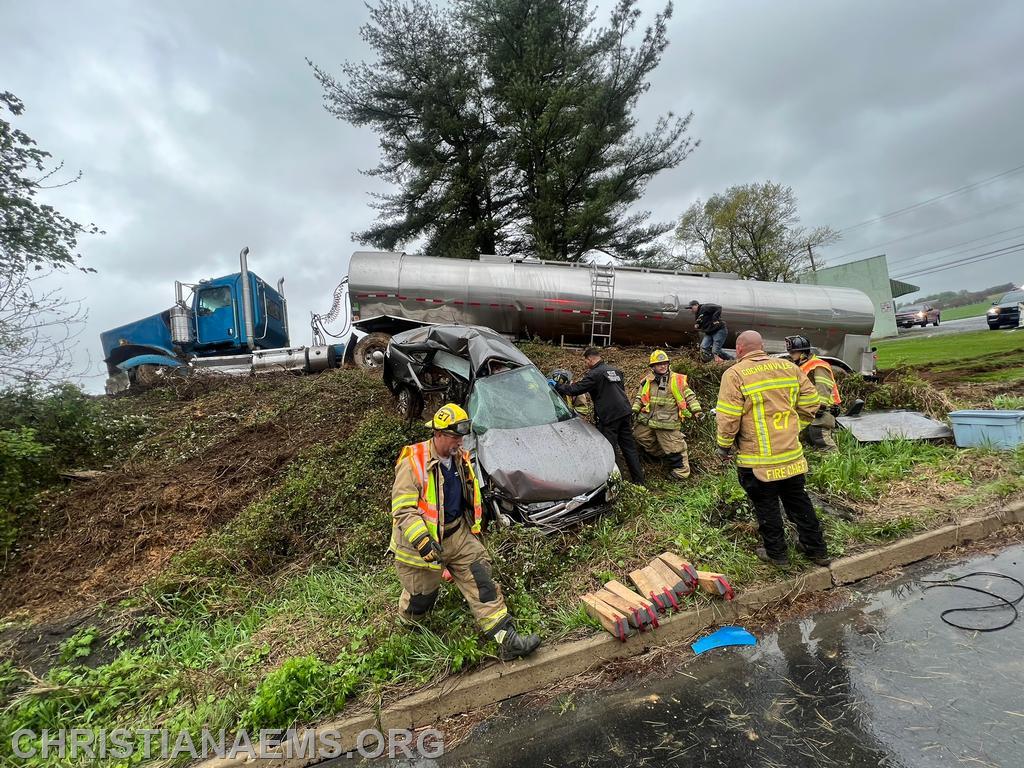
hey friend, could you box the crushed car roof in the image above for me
[390,324,533,374]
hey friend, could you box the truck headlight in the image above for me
[988,307,1000,315]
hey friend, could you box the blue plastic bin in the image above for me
[948,410,1024,450]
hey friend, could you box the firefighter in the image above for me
[687,300,728,362]
[785,335,841,452]
[555,348,646,485]
[390,403,541,660]
[549,368,593,417]
[631,350,703,480]
[715,331,831,567]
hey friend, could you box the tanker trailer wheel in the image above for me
[353,332,391,370]
[394,385,424,423]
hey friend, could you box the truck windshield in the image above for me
[468,366,574,434]
[999,291,1024,304]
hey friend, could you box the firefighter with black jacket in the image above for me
[555,348,646,485]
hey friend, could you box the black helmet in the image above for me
[549,368,572,385]
[785,335,812,353]
[686,300,700,309]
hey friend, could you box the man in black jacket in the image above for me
[556,348,646,485]
[687,300,728,362]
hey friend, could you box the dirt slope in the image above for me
[0,370,389,618]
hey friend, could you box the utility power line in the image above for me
[884,223,1024,268]
[884,225,1024,270]
[837,161,1024,235]
[893,241,1024,280]
[832,198,1023,261]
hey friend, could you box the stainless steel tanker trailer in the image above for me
[328,251,877,374]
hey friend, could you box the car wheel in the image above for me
[988,324,1001,331]
[933,316,940,326]
[920,320,927,327]
[394,385,423,422]
[353,332,392,370]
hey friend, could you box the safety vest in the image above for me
[637,372,692,428]
[799,357,841,405]
[403,440,483,540]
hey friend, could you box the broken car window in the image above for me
[468,365,574,434]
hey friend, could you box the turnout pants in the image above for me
[598,415,646,484]
[396,523,509,637]
[737,468,827,559]
[804,412,838,451]
[633,423,689,478]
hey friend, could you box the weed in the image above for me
[59,626,98,664]
[993,394,1024,410]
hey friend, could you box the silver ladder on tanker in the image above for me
[589,264,616,347]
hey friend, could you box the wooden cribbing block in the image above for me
[696,570,735,601]
[594,588,652,630]
[581,593,632,641]
[629,566,677,612]
[656,552,699,595]
[646,557,693,602]
[603,580,660,626]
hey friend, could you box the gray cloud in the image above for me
[3,0,1023,391]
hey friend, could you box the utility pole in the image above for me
[807,243,817,272]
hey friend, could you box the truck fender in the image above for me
[116,354,185,371]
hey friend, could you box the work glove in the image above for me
[547,379,557,389]
[815,406,828,419]
[829,404,842,417]
[411,533,443,564]
[716,446,733,463]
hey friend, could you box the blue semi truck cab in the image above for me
[102,247,341,393]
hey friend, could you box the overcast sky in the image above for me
[4,0,1024,391]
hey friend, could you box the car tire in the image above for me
[394,385,424,422]
[988,324,1001,331]
[933,316,940,326]
[920,320,927,327]
[353,332,392,370]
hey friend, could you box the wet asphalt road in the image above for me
[436,545,1024,768]
[893,315,989,338]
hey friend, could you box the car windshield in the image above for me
[468,365,574,434]
[999,290,1024,304]
[901,304,925,312]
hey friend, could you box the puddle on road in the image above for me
[443,545,1024,768]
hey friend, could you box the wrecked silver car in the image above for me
[382,325,618,530]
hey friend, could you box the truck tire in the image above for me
[394,385,424,423]
[353,332,391,369]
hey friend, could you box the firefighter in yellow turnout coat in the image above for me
[715,332,831,567]
[632,350,703,480]
[390,403,541,660]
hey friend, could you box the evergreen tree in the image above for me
[311,0,695,261]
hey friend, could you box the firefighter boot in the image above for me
[494,625,541,661]
[667,452,690,481]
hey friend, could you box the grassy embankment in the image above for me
[875,328,1024,384]
[939,301,996,321]
[2,344,1023,766]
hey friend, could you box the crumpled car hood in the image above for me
[476,419,616,502]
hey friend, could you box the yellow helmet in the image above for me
[649,349,670,365]
[426,403,472,435]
